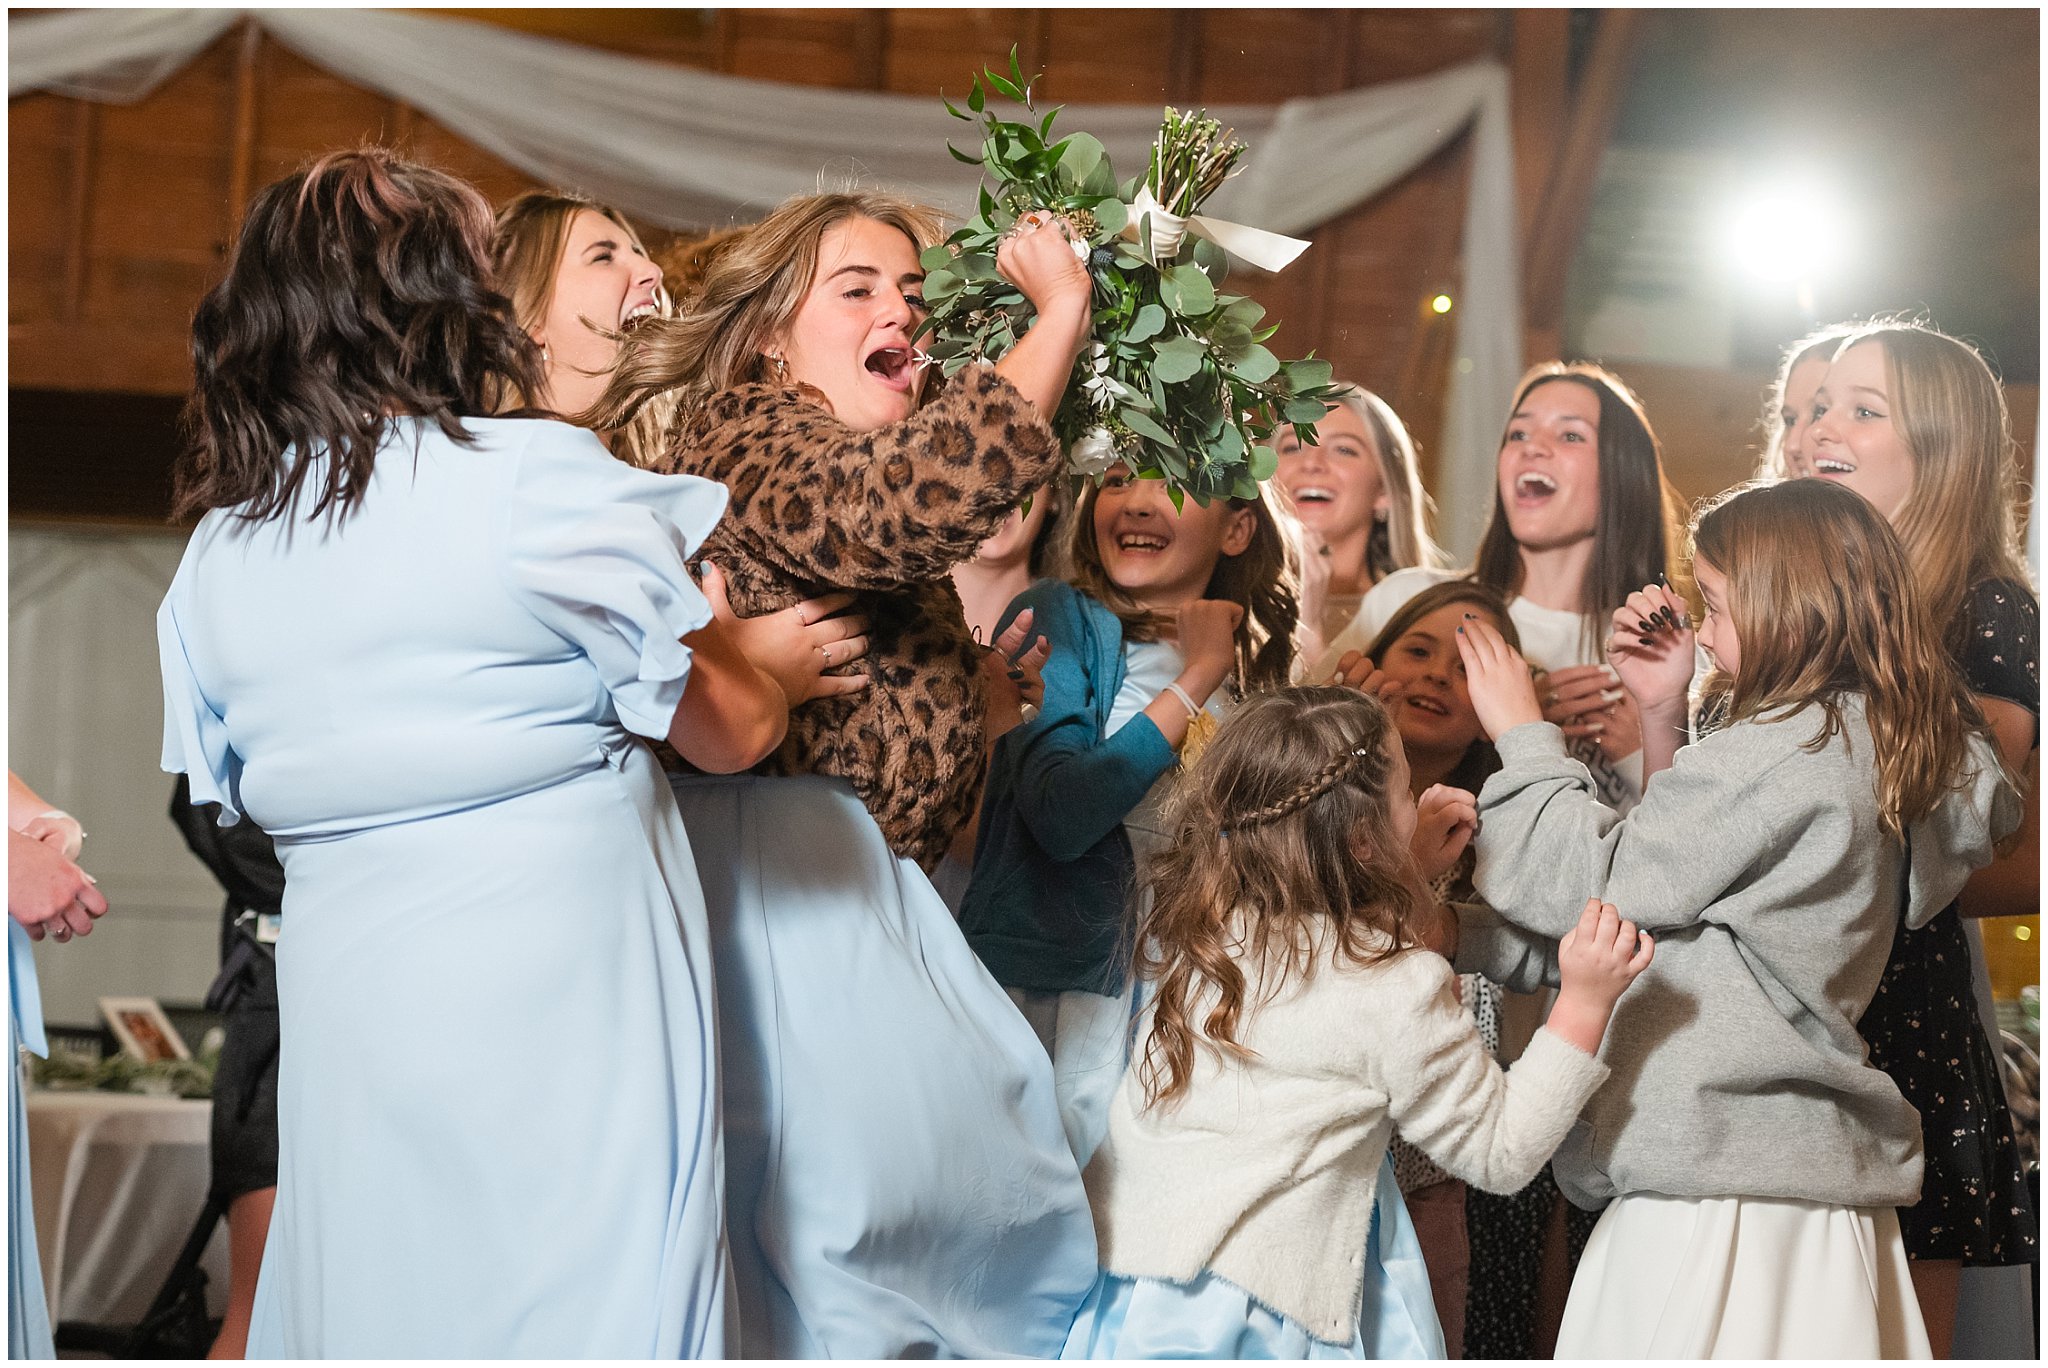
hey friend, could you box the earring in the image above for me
[769,352,787,380]
[539,339,552,366]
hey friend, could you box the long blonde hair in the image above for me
[581,190,943,436]
[1324,383,1444,577]
[1692,478,1986,840]
[1064,476,1300,693]
[1136,687,1434,1107]
[1757,324,1855,480]
[489,189,676,467]
[1830,321,2034,633]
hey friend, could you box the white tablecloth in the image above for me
[26,1089,229,1326]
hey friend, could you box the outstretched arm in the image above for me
[1458,616,1785,937]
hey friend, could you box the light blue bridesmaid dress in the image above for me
[1061,1152,1445,1360]
[671,772,1100,1359]
[9,921,54,1359]
[157,417,734,1357]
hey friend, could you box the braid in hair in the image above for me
[1227,741,1376,829]
[1135,687,1433,1108]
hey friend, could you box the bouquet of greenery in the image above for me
[918,54,1340,504]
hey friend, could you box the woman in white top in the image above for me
[1323,361,1685,1357]
[1332,362,1686,814]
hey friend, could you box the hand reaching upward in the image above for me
[1453,615,1543,741]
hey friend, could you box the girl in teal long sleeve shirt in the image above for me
[961,465,1295,1160]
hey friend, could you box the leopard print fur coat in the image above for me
[654,367,1061,870]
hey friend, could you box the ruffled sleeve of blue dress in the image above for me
[158,555,246,826]
[497,425,730,742]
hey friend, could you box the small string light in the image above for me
[1430,294,1453,315]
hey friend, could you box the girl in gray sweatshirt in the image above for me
[1453,479,2019,1358]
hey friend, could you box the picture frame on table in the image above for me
[98,995,191,1062]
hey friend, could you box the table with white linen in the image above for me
[26,1088,229,1327]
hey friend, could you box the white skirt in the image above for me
[1557,1192,1929,1359]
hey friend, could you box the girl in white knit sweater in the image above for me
[1063,685,1652,1359]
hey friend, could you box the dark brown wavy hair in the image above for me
[1692,478,1987,840]
[177,147,542,523]
[1364,579,1522,796]
[1471,363,1688,653]
[1065,475,1300,693]
[1135,686,1436,1107]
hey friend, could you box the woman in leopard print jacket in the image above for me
[589,191,1097,1358]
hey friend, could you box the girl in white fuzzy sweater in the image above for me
[1063,685,1653,1360]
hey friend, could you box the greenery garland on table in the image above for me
[31,1047,217,1099]
[918,53,1341,505]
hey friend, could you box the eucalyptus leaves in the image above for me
[918,55,1340,504]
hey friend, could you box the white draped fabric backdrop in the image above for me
[10,5,1522,558]
[7,7,1521,1015]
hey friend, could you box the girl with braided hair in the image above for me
[1064,686,1651,1358]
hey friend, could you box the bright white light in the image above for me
[1722,180,1852,286]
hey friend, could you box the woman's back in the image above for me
[163,411,739,1356]
[164,416,725,836]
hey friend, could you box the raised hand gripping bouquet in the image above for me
[919,52,1341,506]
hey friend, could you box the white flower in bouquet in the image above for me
[1068,426,1121,478]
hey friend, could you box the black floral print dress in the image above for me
[1861,578,2039,1265]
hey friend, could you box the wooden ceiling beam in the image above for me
[227,19,262,234]
[1521,10,1642,359]
[1509,8,1570,252]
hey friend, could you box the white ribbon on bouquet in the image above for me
[1122,187,1312,273]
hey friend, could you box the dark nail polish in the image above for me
[1638,636,1655,646]
[1637,619,1653,632]
[1457,625,1465,634]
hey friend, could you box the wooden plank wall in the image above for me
[30,10,2032,528]
[9,8,1516,516]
